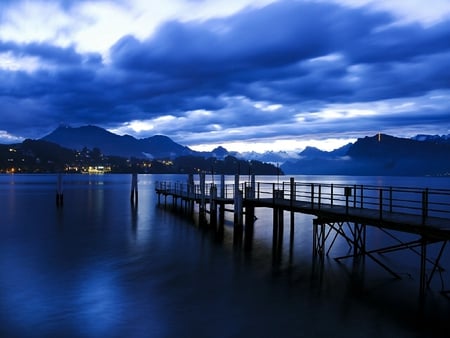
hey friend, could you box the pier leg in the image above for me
[233,175,243,226]
[187,174,195,214]
[289,211,295,265]
[219,203,225,227]
[244,203,255,252]
[313,218,326,258]
[272,206,284,264]
[245,205,255,229]
[419,236,427,310]
[273,209,279,264]
[244,217,254,252]
[199,173,207,226]
[353,223,366,257]
[210,185,218,227]
[218,175,225,227]
[277,208,284,259]
[234,191,243,227]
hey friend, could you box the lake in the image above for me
[0,174,449,337]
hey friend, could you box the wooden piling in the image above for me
[219,175,225,226]
[245,175,256,229]
[130,172,138,204]
[234,175,243,227]
[289,178,295,263]
[199,173,207,226]
[210,184,218,227]
[188,174,195,212]
[155,177,450,310]
[56,173,63,207]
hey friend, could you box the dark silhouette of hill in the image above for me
[0,137,282,175]
[41,125,195,159]
[7,125,450,176]
[0,139,76,172]
[282,134,450,176]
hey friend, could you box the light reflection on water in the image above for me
[0,174,449,337]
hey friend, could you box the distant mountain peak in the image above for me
[41,125,194,159]
[412,134,450,144]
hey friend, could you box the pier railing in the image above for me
[248,181,450,221]
[156,180,450,222]
[155,176,450,306]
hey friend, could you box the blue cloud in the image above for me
[1,0,450,144]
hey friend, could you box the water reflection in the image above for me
[1,174,450,337]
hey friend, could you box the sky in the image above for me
[1,0,450,153]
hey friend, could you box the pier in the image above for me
[155,174,450,307]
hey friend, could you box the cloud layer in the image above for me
[0,0,449,151]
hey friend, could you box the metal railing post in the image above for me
[318,184,321,210]
[389,187,393,213]
[290,177,295,206]
[422,188,429,225]
[360,185,363,208]
[331,184,334,207]
[379,188,383,220]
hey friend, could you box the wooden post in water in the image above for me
[210,184,217,227]
[233,187,244,248]
[199,172,207,226]
[289,177,295,264]
[56,173,64,207]
[187,174,195,213]
[130,172,138,204]
[244,175,256,251]
[218,174,225,228]
[272,188,284,263]
[234,174,243,227]
[245,174,256,228]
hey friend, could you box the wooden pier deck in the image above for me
[155,174,450,305]
[156,178,450,237]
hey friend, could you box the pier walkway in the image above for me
[155,174,450,305]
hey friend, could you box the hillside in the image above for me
[42,125,195,159]
[281,134,450,176]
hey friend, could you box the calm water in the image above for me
[1,174,449,337]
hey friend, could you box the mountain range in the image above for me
[42,125,196,159]
[26,125,450,176]
[282,134,450,176]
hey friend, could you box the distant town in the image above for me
[0,139,281,175]
[1,125,450,176]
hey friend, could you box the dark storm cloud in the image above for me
[1,0,450,142]
[347,20,450,64]
[0,40,102,66]
[110,0,450,104]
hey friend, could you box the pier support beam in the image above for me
[289,178,296,264]
[352,223,366,257]
[199,173,207,226]
[219,175,225,227]
[233,174,244,248]
[187,174,195,213]
[272,189,284,263]
[313,218,326,258]
[234,175,243,227]
[210,184,218,227]
[419,236,428,310]
[244,175,256,230]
